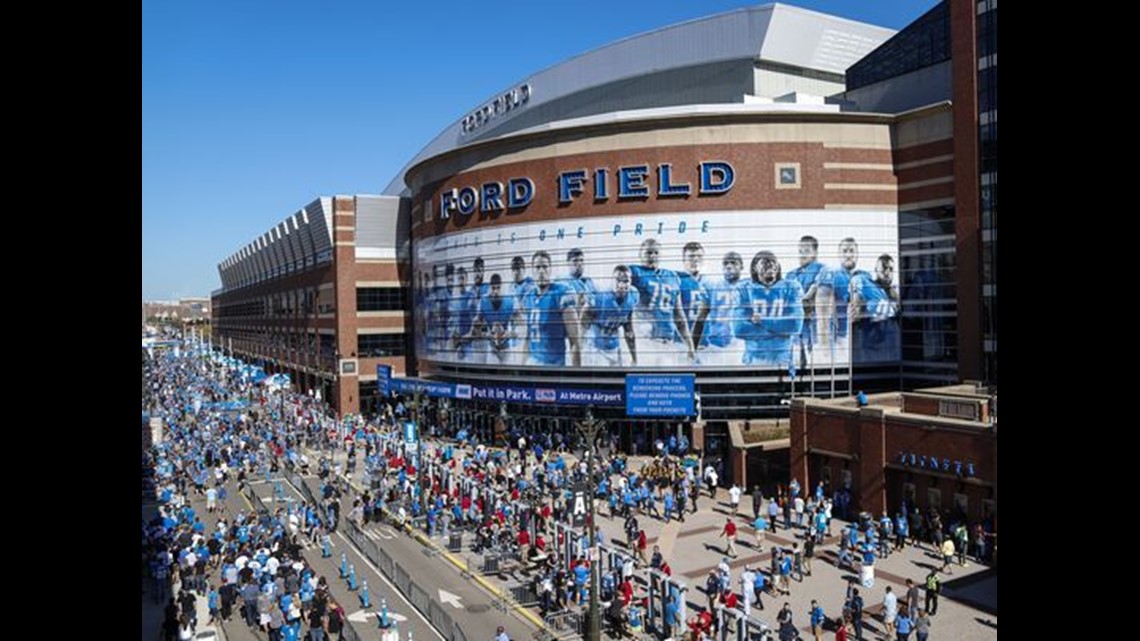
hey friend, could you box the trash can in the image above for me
[448,532,463,552]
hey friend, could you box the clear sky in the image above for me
[142,0,938,301]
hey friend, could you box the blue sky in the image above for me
[142,0,938,300]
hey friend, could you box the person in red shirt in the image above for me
[835,616,848,641]
[689,611,713,638]
[517,528,531,550]
[721,518,738,558]
[660,560,672,577]
[721,589,738,610]
[636,530,649,565]
[535,534,546,551]
[620,578,634,606]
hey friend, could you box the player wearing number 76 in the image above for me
[734,251,804,367]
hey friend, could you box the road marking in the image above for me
[334,529,444,640]
[348,609,408,623]
[439,589,463,609]
[365,528,394,542]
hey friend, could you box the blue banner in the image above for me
[625,374,695,417]
[390,378,456,398]
[376,364,392,397]
[388,377,623,407]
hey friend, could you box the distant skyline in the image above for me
[142,0,938,300]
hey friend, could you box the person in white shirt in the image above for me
[728,484,742,516]
[882,586,898,638]
[740,566,756,617]
[704,465,719,498]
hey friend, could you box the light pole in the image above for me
[575,405,605,641]
[413,387,426,517]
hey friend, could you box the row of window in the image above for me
[357,287,408,312]
[358,333,408,357]
[846,1,950,91]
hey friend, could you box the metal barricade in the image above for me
[543,611,585,639]
[510,581,539,606]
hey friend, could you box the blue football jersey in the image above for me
[851,275,900,362]
[560,276,598,308]
[447,287,477,339]
[428,286,449,348]
[511,277,535,308]
[478,295,517,350]
[678,272,710,341]
[523,282,575,365]
[629,265,683,341]
[734,279,804,366]
[700,275,743,348]
[819,267,870,339]
[851,274,899,321]
[589,290,639,351]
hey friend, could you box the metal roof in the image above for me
[383,3,893,195]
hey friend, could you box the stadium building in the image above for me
[211,1,997,477]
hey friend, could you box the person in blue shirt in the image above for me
[734,251,804,367]
[427,264,449,356]
[678,242,711,355]
[471,274,519,366]
[786,235,827,371]
[629,238,696,366]
[522,251,580,367]
[809,600,826,640]
[817,237,871,362]
[446,266,478,362]
[583,265,639,367]
[560,247,598,311]
[851,253,901,363]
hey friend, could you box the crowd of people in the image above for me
[144,338,993,641]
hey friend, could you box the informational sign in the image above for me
[376,364,392,397]
[571,487,587,528]
[389,376,623,406]
[626,374,695,417]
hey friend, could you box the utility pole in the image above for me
[575,405,606,641]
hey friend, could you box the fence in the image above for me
[343,520,469,641]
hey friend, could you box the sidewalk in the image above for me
[328,437,998,641]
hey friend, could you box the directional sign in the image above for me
[439,589,463,609]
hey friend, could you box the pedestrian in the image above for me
[704,464,718,498]
[913,609,932,641]
[895,606,913,640]
[777,603,796,641]
[809,599,825,641]
[835,616,849,641]
[882,586,898,639]
[778,550,792,596]
[793,542,804,582]
[939,537,955,574]
[729,483,742,516]
[768,497,780,533]
[924,570,940,615]
[705,571,719,614]
[848,587,864,641]
[954,523,969,567]
[721,518,738,558]
[803,533,815,576]
[753,514,767,552]
[905,579,920,618]
[751,569,766,610]
[752,486,764,519]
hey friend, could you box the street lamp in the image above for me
[575,405,606,641]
